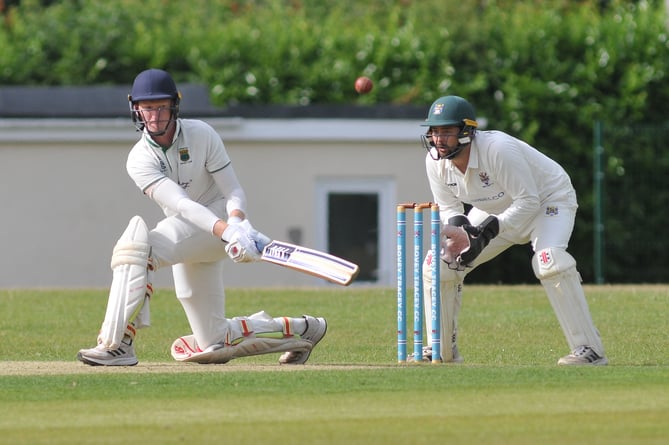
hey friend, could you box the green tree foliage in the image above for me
[1,0,668,282]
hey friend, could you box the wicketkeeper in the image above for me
[417,95,607,366]
[77,69,327,366]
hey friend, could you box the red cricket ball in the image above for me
[355,76,373,94]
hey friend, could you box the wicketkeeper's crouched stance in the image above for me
[424,218,605,366]
[416,95,606,366]
[77,69,326,366]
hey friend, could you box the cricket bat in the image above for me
[261,240,360,286]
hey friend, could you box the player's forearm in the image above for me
[211,167,248,217]
[148,178,221,235]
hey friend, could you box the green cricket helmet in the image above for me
[420,95,478,160]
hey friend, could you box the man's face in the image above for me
[429,126,461,158]
[136,99,174,134]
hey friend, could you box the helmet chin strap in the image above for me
[145,118,175,137]
[421,123,476,161]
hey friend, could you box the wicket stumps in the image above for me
[397,202,441,363]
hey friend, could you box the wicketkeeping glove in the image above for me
[440,215,499,269]
[221,220,271,263]
[440,215,471,271]
[458,215,499,266]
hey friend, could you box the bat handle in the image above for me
[256,239,271,252]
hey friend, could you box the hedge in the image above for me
[2,0,668,283]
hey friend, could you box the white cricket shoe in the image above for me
[407,344,464,363]
[279,315,327,365]
[77,337,138,366]
[557,345,608,366]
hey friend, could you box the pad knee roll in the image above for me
[532,247,576,280]
[111,216,151,269]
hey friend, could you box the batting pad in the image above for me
[532,248,605,356]
[99,216,151,349]
[171,333,312,364]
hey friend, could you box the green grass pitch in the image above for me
[0,285,667,444]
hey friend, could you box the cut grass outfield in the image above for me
[0,285,667,444]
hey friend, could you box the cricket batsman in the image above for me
[417,95,607,366]
[77,69,327,366]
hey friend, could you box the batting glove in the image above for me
[239,219,272,252]
[222,220,266,263]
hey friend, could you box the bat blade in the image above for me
[261,241,360,286]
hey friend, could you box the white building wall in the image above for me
[0,117,432,288]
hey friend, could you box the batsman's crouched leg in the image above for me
[171,315,327,365]
[171,334,313,364]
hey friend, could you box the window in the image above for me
[315,178,395,285]
[328,193,378,281]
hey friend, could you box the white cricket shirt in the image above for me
[426,130,577,233]
[127,119,233,216]
[126,119,246,236]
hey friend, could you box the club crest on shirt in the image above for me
[179,148,191,162]
[479,171,492,187]
[545,206,559,216]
